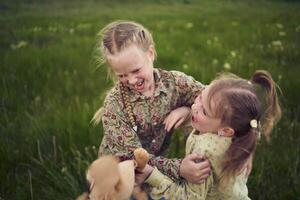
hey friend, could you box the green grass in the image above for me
[1,0,300,199]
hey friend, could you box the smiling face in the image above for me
[107,44,155,97]
[191,85,222,134]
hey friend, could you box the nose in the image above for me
[127,74,137,85]
[191,103,197,112]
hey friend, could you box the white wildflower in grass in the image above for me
[231,21,239,26]
[34,96,41,103]
[77,23,92,30]
[271,40,284,51]
[213,36,219,42]
[230,51,237,58]
[48,26,57,32]
[33,26,42,32]
[279,31,286,36]
[182,64,189,70]
[276,23,284,29]
[69,28,74,34]
[212,59,219,65]
[73,69,77,75]
[61,166,67,173]
[185,22,194,29]
[10,40,28,50]
[224,62,231,70]
[296,25,300,32]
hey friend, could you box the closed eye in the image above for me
[132,68,140,73]
[202,106,207,116]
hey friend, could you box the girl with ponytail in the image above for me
[137,70,281,199]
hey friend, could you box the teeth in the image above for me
[135,80,144,88]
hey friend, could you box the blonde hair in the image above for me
[94,20,156,76]
[92,21,156,125]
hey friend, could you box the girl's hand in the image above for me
[163,106,191,132]
[179,153,211,184]
[135,164,154,185]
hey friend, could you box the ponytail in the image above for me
[250,70,282,140]
[220,129,257,186]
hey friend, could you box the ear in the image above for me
[218,127,235,137]
[147,45,155,62]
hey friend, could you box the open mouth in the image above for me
[134,79,145,91]
[191,115,197,123]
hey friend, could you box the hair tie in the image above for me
[250,119,258,128]
[250,119,261,139]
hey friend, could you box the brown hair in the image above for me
[207,70,281,185]
[94,20,156,73]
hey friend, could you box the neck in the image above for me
[142,76,155,97]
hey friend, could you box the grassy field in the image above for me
[1,0,300,199]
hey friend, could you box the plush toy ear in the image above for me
[87,156,121,199]
[134,148,150,171]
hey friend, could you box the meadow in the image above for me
[0,0,300,199]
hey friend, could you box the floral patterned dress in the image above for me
[145,131,251,200]
[98,68,204,180]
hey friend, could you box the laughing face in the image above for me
[191,85,222,134]
[107,44,155,97]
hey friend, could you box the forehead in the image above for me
[107,45,146,73]
[201,85,217,114]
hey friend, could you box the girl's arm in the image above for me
[100,104,210,182]
[143,164,212,200]
[171,70,205,107]
[99,100,183,180]
[163,106,191,132]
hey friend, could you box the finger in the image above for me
[163,115,169,125]
[195,176,208,184]
[166,117,177,132]
[188,152,205,161]
[174,118,185,129]
[166,119,175,132]
[165,118,170,131]
[199,173,210,180]
[164,117,170,130]
[199,166,211,176]
[196,160,210,169]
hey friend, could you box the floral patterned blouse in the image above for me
[98,68,204,180]
[146,131,250,200]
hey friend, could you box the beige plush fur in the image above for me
[77,148,149,200]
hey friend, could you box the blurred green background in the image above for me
[1,0,299,199]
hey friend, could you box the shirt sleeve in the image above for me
[98,96,182,180]
[171,70,205,107]
[145,167,213,200]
